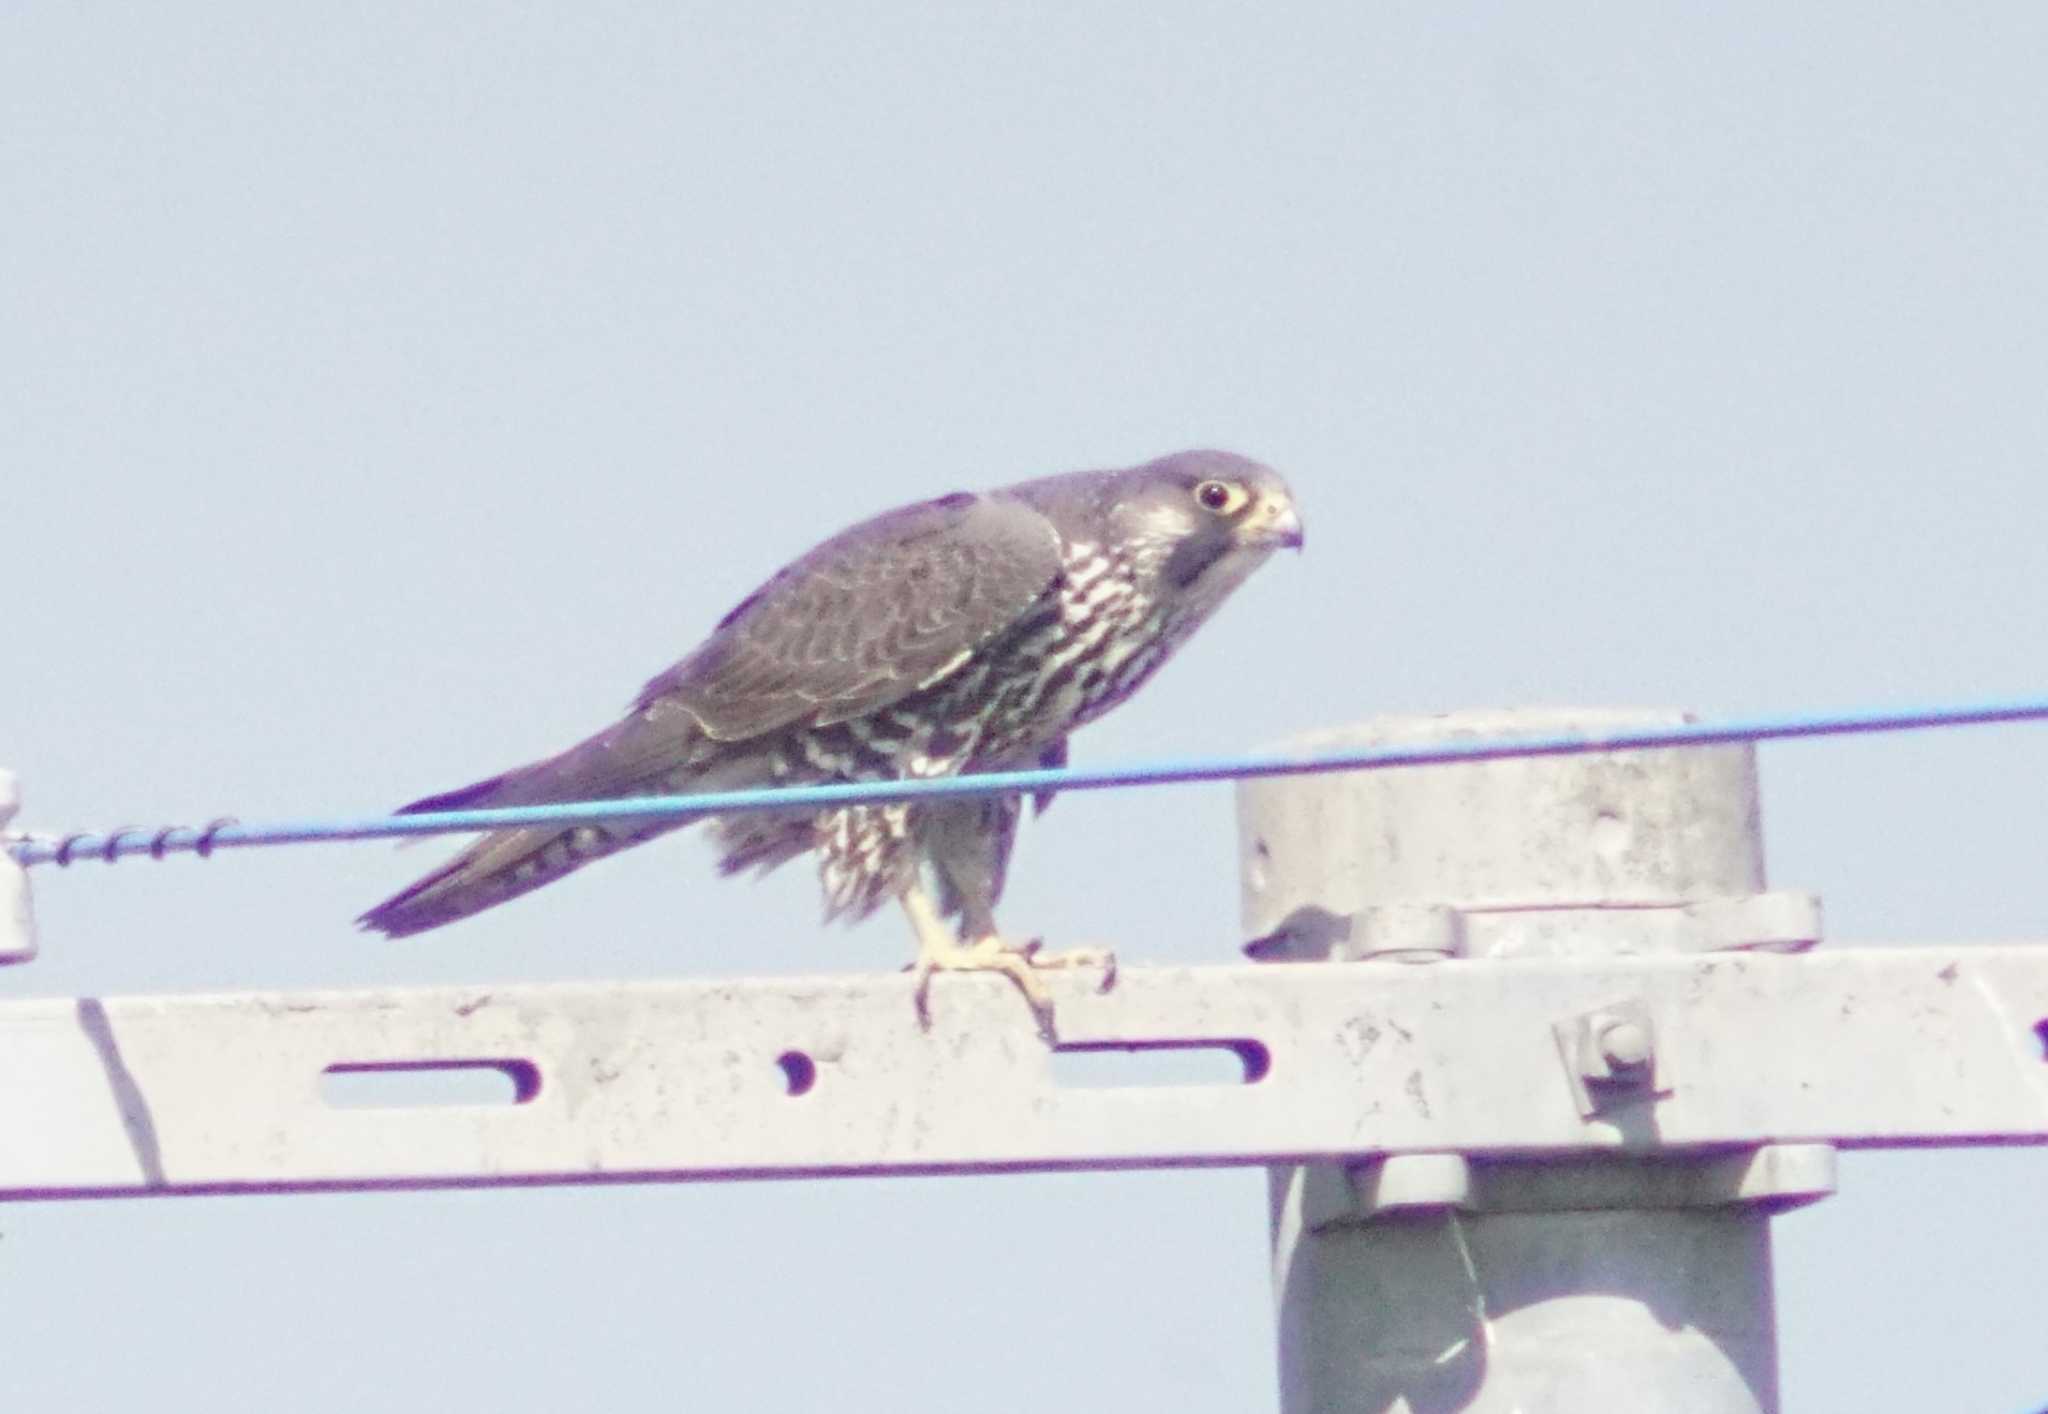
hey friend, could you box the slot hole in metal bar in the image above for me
[1052,1039,1271,1089]
[2033,1019,2048,1062]
[777,1050,817,1096]
[322,1059,542,1108]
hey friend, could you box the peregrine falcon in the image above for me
[360,449,1303,1034]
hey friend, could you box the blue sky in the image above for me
[7,4,2048,1410]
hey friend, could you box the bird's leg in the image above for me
[901,885,1116,1041]
[902,883,1057,1038]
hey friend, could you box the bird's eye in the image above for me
[1194,479,1245,514]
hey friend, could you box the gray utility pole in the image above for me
[5,709,2048,1414]
[1242,709,1825,1413]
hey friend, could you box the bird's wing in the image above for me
[633,492,1066,742]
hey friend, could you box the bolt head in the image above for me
[1596,1016,1652,1071]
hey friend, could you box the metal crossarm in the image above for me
[7,945,2047,1200]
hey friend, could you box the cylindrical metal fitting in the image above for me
[1239,707,1766,960]
[1242,709,1779,1414]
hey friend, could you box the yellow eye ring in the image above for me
[1194,479,1246,514]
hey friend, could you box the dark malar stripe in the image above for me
[1162,534,1231,588]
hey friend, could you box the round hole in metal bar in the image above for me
[777,1050,817,1097]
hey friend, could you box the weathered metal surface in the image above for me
[3,944,2046,1199]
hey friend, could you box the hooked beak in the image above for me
[1252,500,1305,551]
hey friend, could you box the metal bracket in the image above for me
[1246,890,1821,962]
[1304,1144,1838,1228]
[0,771,37,966]
[1680,891,1823,954]
[1555,998,1672,1118]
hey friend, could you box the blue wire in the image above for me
[8,694,2048,869]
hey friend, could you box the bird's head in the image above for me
[1107,449,1304,605]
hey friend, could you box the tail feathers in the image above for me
[359,727,761,938]
[358,819,663,938]
[394,771,525,817]
[392,704,697,821]
[361,742,655,938]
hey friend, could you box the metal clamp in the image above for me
[1305,1144,1838,1229]
[1246,891,1821,963]
[0,771,38,966]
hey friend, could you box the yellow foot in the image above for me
[910,936,1119,1041]
[898,889,1116,1040]
[911,935,1054,1039]
[1013,939,1120,992]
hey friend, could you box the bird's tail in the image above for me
[357,727,747,939]
[356,800,666,939]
